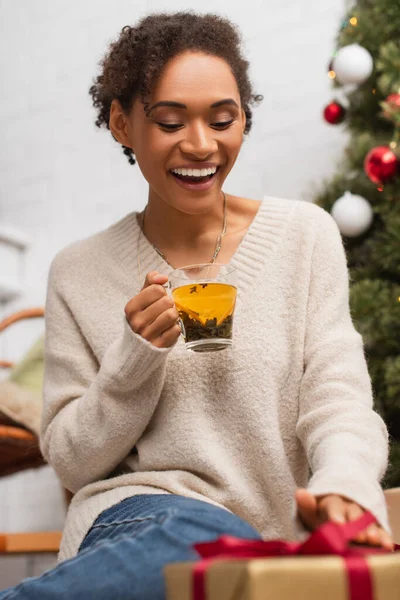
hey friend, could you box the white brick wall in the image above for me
[0,0,346,585]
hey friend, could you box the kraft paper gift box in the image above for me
[164,512,400,600]
[165,552,400,600]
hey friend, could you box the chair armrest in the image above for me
[0,425,36,442]
[0,307,44,368]
[0,360,14,369]
[0,306,45,369]
[0,532,62,554]
[0,307,44,333]
[0,425,45,477]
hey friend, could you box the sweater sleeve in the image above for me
[40,254,173,494]
[295,207,390,533]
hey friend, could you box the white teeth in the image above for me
[171,166,218,177]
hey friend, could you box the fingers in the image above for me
[313,494,394,551]
[317,495,347,525]
[295,488,319,531]
[347,501,393,549]
[124,271,181,348]
[354,521,393,551]
[125,276,167,317]
[362,524,387,548]
[347,502,367,544]
[130,295,176,335]
[152,321,182,348]
[374,529,394,551]
[141,303,180,342]
[141,270,168,291]
[320,497,393,550]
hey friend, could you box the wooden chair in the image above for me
[0,308,62,554]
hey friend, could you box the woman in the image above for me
[0,11,393,600]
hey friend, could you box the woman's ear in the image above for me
[109,99,132,148]
[241,108,247,134]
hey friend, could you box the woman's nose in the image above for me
[179,122,218,158]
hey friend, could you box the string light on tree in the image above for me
[333,44,373,85]
[328,58,337,80]
[331,191,374,237]
[326,16,360,80]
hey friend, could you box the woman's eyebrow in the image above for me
[210,99,239,108]
[148,98,239,111]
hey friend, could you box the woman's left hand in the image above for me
[295,488,394,551]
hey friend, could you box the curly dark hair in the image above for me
[89,11,262,165]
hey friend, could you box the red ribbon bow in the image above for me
[193,511,399,600]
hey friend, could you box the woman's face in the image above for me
[111,51,246,215]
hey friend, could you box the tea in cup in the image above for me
[168,263,237,352]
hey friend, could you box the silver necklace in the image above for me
[137,192,227,281]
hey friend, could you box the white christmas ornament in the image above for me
[333,44,373,85]
[331,191,374,237]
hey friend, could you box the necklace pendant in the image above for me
[211,245,221,263]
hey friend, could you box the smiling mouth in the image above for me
[169,166,220,183]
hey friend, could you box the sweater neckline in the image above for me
[109,197,297,296]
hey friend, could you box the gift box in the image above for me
[164,512,400,600]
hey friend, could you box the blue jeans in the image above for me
[0,494,262,599]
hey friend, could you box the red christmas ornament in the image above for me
[364,146,398,185]
[387,93,400,108]
[323,101,346,125]
[382,93,400,122]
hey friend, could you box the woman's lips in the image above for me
[169,167,220,191]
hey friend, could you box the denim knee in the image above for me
[80,505,173,552]
[79,494,261,554]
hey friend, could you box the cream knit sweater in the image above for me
[40,197,390,562]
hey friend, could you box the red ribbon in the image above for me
[192,511,399,600]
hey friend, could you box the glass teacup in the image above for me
[168,263,237,352]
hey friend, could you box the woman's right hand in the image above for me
[124,271,181,349]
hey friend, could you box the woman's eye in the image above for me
[156,123,182,131]
[211,119,235,129]
[156,119,235,132]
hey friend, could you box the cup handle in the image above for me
[164,282,185,338]
[178,318,185,338]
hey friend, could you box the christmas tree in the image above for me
[315,0,400,488]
